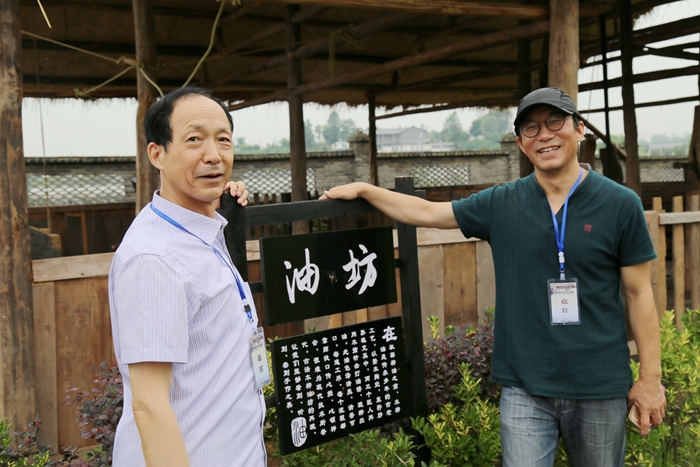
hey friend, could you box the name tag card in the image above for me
[548,279,581,325]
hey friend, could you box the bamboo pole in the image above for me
[0,0,37,430]
[673,196,685,327]
[620,0,641,196]
[229,20,550,111]
[133,0,159,213]
[689,195,699,311]
[548,0,579,104]
[653,197,667,318]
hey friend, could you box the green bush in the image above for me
[625,309,700,467]
[423,309,499,411]
[279,428,416,467]
[412,363,500,467]
[0,418,81,467]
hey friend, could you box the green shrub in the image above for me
[279,428,416,467]
[625,309,700,467]
[412,363,500,467]
[423,309,499,411]
[0,418,81,467]
[65,362,122,467]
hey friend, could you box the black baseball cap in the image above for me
[513,87,579,136]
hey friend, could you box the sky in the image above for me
[21,0,700,157]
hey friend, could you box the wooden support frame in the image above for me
[368,92,379,186]
[229,20,549,111]
[0,0,37,430]
[548,0,579,103]
[672,196,685,326]
[620,0,641,195]
[133,0,159,213]
[219,177,428,462]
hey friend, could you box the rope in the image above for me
[36,0,52,28]
[21,30,121,64]
[140,64,164,97]
[328,25,363,76]
[183,0,227,87]
[74,66,134,99]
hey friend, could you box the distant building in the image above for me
[375,127,454,152]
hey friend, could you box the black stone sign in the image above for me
[260,226,397,326]
[271,317,409,455]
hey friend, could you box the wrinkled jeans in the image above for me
[500,386,627,467]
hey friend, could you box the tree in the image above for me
[322,111,357,146]
[440,112,469,149]
[304,119,315,148]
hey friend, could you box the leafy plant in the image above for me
[65,362,123,467]
[625,309,700,467]
[279,428,416,467]
[0,418,81,467]
[423,309,498,411]
[412,363,500,467]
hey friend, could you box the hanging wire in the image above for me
[183,0,227,87]
[36,0,52,28]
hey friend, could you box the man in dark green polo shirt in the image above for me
[320,87,666,467]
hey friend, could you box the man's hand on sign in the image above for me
[222,180,249,206]
[319,182,365,201]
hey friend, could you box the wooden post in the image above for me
[673,196,685,327]
[0,0,37,429]
[548,0,579,104]
[653,197,667,317]
[286,4,309,234]
[133,0,159,213]
[619,0,641,196]
[395,177,428,465]
[689,195,699,311]
[518,12,534,178]
[539,34,549,88]
[368,92,379,186]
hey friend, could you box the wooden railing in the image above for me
[28,196,700,449]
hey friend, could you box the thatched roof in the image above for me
[19,0,693,110]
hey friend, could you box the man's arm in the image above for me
[130,362,190,467]
[622,260,666,437]
[320,182,458,229]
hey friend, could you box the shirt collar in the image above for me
[150,191,228,246]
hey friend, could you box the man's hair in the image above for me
[144,86,233,151]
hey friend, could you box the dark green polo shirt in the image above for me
[452,168,656,399]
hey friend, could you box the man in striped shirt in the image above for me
[108,87,266,467]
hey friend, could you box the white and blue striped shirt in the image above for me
[108,192,266,467]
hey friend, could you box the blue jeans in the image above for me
[500,386,627,467]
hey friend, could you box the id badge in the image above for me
[547,278,581,325]
[249,327,271,390]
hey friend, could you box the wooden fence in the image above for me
[28,196,700,449]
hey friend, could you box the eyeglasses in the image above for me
[519,113,569,138]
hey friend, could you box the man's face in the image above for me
[516,105,584,175]
[148,94,233,216]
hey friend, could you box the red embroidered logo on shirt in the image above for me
[584,224,593,232]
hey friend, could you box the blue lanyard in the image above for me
[551,168,584,280]
[150,204,253,323]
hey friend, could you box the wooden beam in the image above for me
[229,20,549,111]
[375,95,517,120]
[579,65,700,93]
[672,196,685,326]
[548,0,579,104]
[581,15,700,59]
[215,6,329,58]
[368,93,378,186]
[579,116,627,160]
[133,0,159,213]
[250,0,550,19]
[374,67,517,96]
[689,195,700,311]
[581,95,700,113]
[620,0,641,196]
[209,12,417,87]
[285,5,308,235]
[582,41,700,68]
[0,0,37,430]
